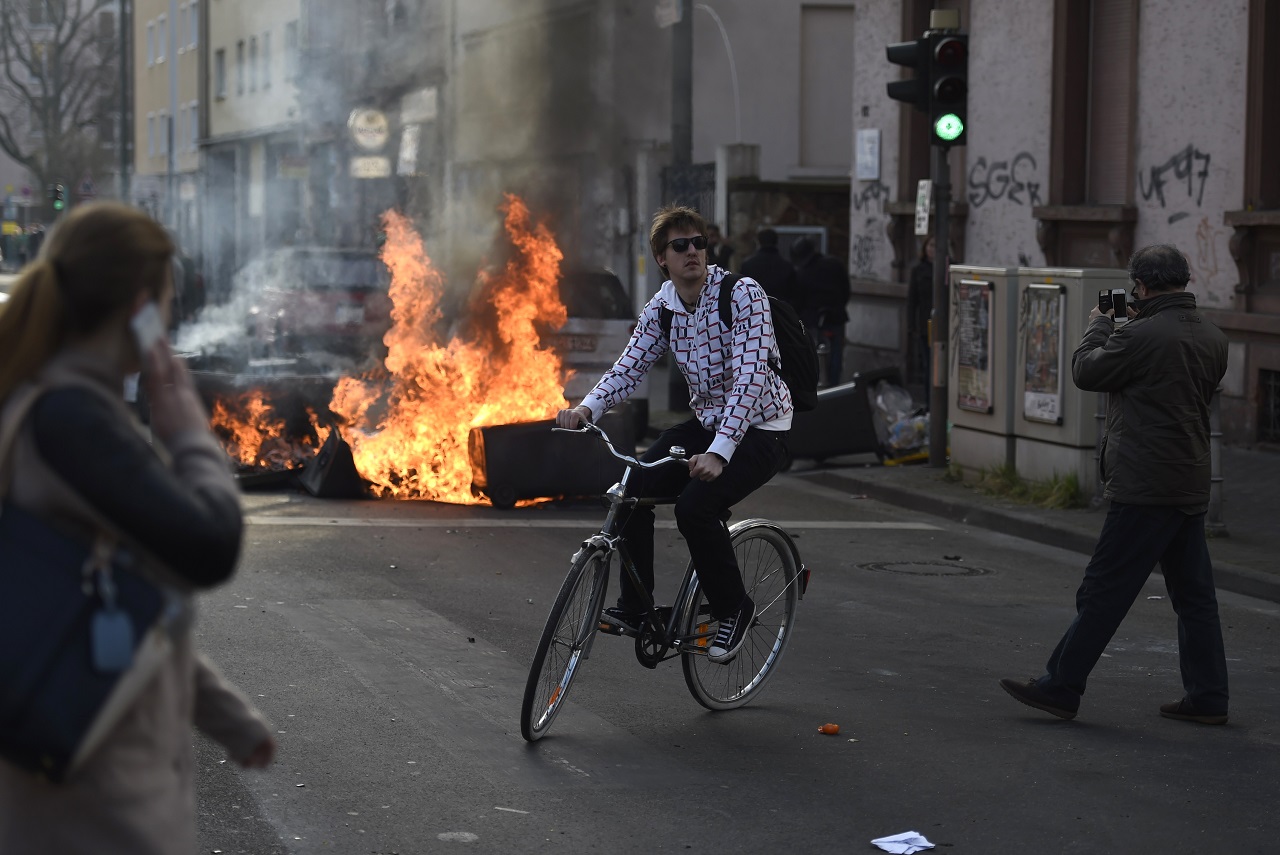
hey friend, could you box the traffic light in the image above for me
[929,34,968,146]
[50,183,66,211]
[885,37,930,114]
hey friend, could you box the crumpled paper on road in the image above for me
[870,830,935,854]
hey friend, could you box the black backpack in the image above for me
[660,274,820,411]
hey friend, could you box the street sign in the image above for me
[77,173,97,199]
[915,179,932,236]
[349,156,392,179]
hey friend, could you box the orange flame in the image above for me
[331,195,569,502]
[210,392,319,470]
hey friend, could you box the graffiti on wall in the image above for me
[851,180,890,278]
[967,153,1042,208]
[852,180,891,213]
[1137,145,1211,223]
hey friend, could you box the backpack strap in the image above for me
[717,274,741,330]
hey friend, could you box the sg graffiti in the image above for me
[967,152,1042,208]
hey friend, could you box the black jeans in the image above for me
[1041,502,1229,712]
[616,418,788,620]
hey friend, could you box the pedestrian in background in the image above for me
[740,227,799,306]
[1000,244,1230,725]
[907,235,935,385]
[791,237,850,386]
[705,223,734,269]
[0,202,275,854]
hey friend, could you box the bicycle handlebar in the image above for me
[552,421,689,471]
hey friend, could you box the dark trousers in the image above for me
[1041,502,1229,712]
[616,418,788,620]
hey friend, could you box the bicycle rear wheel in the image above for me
[520,547,611,741]
[681,524,800,711]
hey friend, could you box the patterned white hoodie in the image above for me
[579,265,793,463]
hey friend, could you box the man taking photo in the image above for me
[1000,244,1230,725]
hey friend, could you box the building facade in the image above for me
[845,0,1276,447]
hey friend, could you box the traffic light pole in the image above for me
[929,144,951,468]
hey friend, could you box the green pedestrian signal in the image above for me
[50,183,66,211]
[934,113,964,143]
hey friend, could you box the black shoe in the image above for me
[708,600,756,664]
[599,606,645,635]
[999,677,1079,720]
[1160,698,1227,725]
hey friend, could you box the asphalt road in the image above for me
[195,468,1280,854]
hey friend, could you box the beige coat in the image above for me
[0,353,272,855]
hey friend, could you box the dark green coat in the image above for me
[1072,291,1228,507]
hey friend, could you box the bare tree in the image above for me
[0,0,119,203]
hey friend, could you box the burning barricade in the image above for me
[195,195,631,505]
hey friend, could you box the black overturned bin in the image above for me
[786,367,902,464]
[468,405,637,509]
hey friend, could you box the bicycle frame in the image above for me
[557,423,712,660]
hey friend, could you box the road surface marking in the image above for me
[246,516,941,531]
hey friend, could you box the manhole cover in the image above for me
[859,561,991,577]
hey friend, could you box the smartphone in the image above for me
[1111,288,1128,321]
[129,301,166,355]
[1097,289,1113,315]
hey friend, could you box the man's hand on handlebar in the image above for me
[555,405,593,429]
[688,452,724,482]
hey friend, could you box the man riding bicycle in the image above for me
[555,205,793,664]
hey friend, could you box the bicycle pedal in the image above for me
[598,619,625,636]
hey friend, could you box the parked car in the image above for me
[239,247,392,360]
[550,269,649,436]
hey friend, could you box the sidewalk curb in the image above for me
[798,469,1280,606]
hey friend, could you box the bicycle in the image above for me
[519,421,810,742]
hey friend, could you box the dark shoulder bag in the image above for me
[0,385,169,783]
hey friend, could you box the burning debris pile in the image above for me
[204,195,573,505]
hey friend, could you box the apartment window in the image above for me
[98,10,115,42]
[189,102,199,149]
[1034,0,1138,268]
[28,0,49,26]
[177,4,186,53]
[147,112,155,157]
[262,31,271,89]
[28,40,46,82]
[189,0,198,49]
[284,20,298,81]
[156,14,166,62]
[236,40,244,95]
[159,111,167,155]
[214,48,225,98]
[146,20,154,66]
[249,36,258,91]
[175,109,184,154]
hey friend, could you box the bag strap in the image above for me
[0,384,48,504]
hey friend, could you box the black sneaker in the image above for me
[599,606,645,635]
[707,600,756,664]
[998,677,1079,720]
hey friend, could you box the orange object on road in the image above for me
[818,723,840,735]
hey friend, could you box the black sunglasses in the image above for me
[664,235,708,253]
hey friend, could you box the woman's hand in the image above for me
[236,735,276,769]
[141,341,211,441]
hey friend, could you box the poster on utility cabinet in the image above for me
[955,279,993,413]
[1023,285,1065,424]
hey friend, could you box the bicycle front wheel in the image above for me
[520,546,611,741]
[681,524,800,711]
